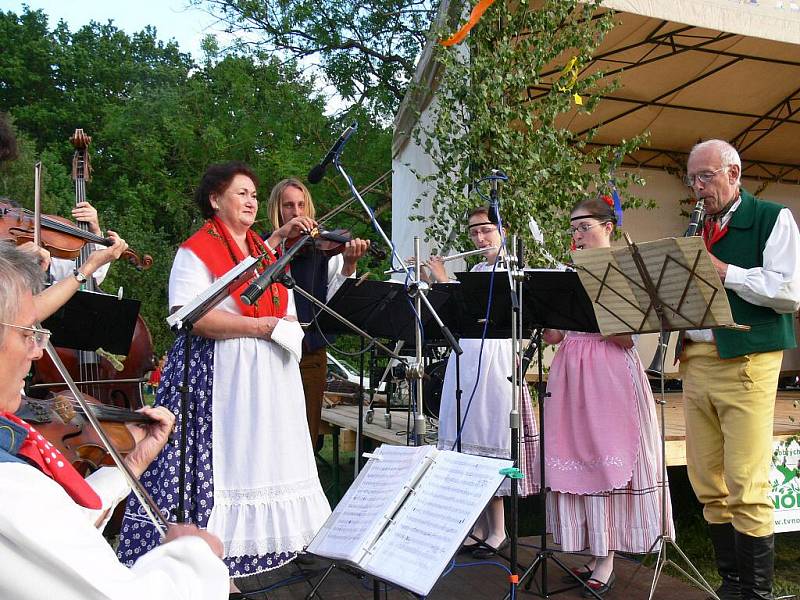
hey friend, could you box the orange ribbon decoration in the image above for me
[440,0,497,47]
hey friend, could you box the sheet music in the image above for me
[572,236,735,335]
[306,445,434,563]
[363,450,512,596]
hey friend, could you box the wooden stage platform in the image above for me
[237,536,710,599]
[322,390,800,466]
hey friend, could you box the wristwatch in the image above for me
[73,268,88,284]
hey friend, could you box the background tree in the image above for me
[195,0,437,116]
[0,7,393,354]
[414,0,648,264]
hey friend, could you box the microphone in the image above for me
[487,169,507,225]
[307,122,358,184]
[685,198,705,237]
[240,235,310,305]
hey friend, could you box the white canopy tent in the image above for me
[391,0,800,370]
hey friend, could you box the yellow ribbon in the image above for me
[558,56,583,105]
[440,0,497,47]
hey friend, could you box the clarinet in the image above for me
[645,198,705,377]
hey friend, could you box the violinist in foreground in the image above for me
[266,178,370,449]
[0,241,228,600]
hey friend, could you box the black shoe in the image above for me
[295,552,317,566]
[709,523,742,600]
[459,534,487,554]
[735,531,774,600]
[472,537,509,560]
[561,563,593,584]
[581,572,616,598]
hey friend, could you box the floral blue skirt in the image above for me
[116,333,295,576]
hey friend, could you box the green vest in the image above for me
[712,189,796,359]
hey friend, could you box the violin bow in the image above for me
[44,341,169,537]
[315,169,392,227]
[33,161,42,248]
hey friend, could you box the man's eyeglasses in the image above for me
[468,226,498,238]
[683,166,729,188]
[0,322,52,350]
[568,222,607,236]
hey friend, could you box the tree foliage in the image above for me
[195,0,437,115]
[1,7,393,354]
[414,0,648,264]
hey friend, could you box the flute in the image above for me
[383,246,497,274]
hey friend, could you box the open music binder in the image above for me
[306,444,512,596]
[571,236,737,336]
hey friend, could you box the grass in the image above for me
[315,438,800,595]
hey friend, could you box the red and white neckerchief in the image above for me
[702,196,740,251]
[1,411,101,509]
[702,217,728,251]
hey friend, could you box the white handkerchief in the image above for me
[271,318,304,363]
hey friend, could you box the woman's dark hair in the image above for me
[194,161,259,219]
[570,195,617,224]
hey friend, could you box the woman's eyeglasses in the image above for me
[568,222,607,236]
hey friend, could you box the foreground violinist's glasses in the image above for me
[0,322,52,349]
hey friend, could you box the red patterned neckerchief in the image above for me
[702,197,738,251]
[1,411,102,509]
[182,216,287,318]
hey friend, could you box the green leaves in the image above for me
[1,6,393,353]
[196,0,436,115]
[413,0,647,264]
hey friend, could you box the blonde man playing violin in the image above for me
[266,178,370,449]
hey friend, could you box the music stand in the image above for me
[42,289,140,355]
[460,269,603,600]
[314,277,452,466]
[572,234,742,600]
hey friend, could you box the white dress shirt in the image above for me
[686,197,800,342]
[0,463,229,600]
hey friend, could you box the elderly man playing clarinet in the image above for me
[679,139,800,600]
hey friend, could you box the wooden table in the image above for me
[321,390,800,467]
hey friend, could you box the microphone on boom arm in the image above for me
[240,233,312,306]
[307,122,358,184]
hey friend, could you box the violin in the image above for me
[0,202,153,270]
[18,392,155,476]
[287,228,387,260]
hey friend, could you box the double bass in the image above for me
[31,129,156,410]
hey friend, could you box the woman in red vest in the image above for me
[116,162,331,589]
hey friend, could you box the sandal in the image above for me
[472,537,510,560]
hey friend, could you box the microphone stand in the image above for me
[331,138,462,460]
[485,173,523,599]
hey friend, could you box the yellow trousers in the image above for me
[679,341,782,537]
